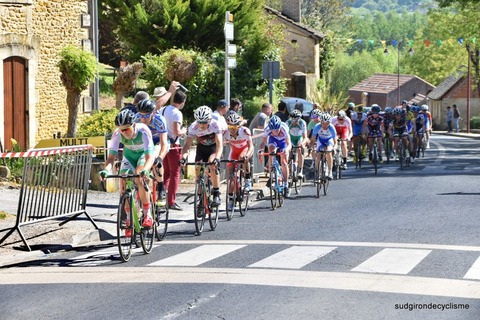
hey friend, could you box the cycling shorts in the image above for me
[119,154,146,174]
[268,136,287,152]
[316,137,334,152]
[195,143,217,162]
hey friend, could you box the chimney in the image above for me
[282,0,302,22]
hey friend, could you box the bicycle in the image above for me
[222,159,250,220]
[369,131,381,175]
[354,135,366,169]
[103,172,156,262]
[384,133,393,164]
[185,161,219,235]
[288,146,303,194]
[151,178,169,241]
[313,150,330,197]
[259,150,285,210]
[397,136,410,170]
[332,139,344,180]
[417,131,427,158]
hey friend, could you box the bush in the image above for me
[77,109,117,137]
[470,116,480,129]
[4,138,24,179]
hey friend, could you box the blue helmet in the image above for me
[268,115,282,130]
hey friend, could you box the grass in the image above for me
[0,211,10,220]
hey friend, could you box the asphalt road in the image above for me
[1,133,480,320]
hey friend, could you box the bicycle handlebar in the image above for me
[185,161,216,166]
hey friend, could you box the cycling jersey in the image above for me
[312,123,337,151]
[365,114,384,137]
[263,122,290,151]
[415,113,426,133]
[351,111,367,136]
[331,116,352,140]
[224,126,252,160]
[187,119,222,146]
[286,118,307,146]
[135,111,168,145]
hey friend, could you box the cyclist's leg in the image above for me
[297,143,305,177]
[132,154,153,227]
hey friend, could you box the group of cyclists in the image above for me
[98,96,432,231]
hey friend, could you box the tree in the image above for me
[436,0,480,7]
[303,0,354,31]
[112,62,143,108]
[57,45,97,137]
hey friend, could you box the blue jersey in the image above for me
[135,111,168,145]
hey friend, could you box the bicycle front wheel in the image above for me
[277,171,285,207]
[140,196,156,254]
[373,146,378,175]
[270,168,277,210]
[209,203,219,230]
[117,192,133,262]
[225,173,235,221]
[315,160,321,198]
[194,180,206,235]
[155,199,169,241]
[238,171,248,216]
[322,160,329,196]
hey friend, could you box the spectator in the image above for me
[159,91,187,210]
[274,101,289,122]
[213,99,229,134]
[230,98,243,115]
[453,104,461,132]
[309,102,320,119]
[446,106,453,133]
[121,91,149,113]
[153,81,179,111]
[249,102,272,131]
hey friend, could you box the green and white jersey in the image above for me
[286,118,307,146]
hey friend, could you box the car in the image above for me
[281,97,314,122]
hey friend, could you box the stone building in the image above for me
[0,0,95,150]
[265,0,324,99]
[349,73,435,109]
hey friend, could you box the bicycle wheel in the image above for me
[225,172,235,221]
[239,174,249,217]
[117,192,133,262]
[194,179,206,235]
[277,169,285,207]
[315,158,321,198]
[333,151,340,180]
[356,140,363,169]
[155,200,169,241]
[209,202,219,230]
[294,171,303,194]
[399,141,404,170]
[237,170,247,216]
[373,145,378,175]
[322,159,329,196]
[140,195,155,254]
[269,167,277,210]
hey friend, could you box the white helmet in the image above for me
[226,112,241,125]
[321,113,332,123]
[194,106,213,123]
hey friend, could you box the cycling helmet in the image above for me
[115,109,135,127]
[393,107,403,116]
[411,106,419,113]
[290,109,302,119]
[338,110,346,118]
[321,113,332,123]
[421,104,428,111]
[194,106,213,123]
[402,100,408,104]
[384,107,393,114]
[268,115,282,130]
[348,102,355,109]
[311,109,322,118]
[226,112,241,125]
[355,106,363,112]
[136,99,155,113]
[371,105,381,114]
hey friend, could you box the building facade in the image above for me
[1,0,94,150]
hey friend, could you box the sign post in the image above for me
[224,11,235,103]
[262,61,280,104]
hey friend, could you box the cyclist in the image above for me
[223,112,254,210]
[180,106,223,206]
[307,109,322,158]
[331,110,352,169]
[389,107,412,163]
[100,109,155,230]
[311,113,337,180]
[383,107,395,159]
[412,106,427,155]
[365,105,385,163]
[136,99,168,206]
[286,109,308,179]
[258,115,292,197]
[351,106,367,163]
[421,104,432,148]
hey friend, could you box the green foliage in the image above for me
[4,139,24,179]
[77,109,118,137]
[98,63,115,95]
[57,45,97,91]
[470,116,480,129]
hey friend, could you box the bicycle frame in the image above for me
[259,151,285,210]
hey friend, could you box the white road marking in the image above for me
[248,246,336,269]
[3,266,480,299]
[351,248,431,274]
[148,244,245,266]
[69,245,160,266]
[464,256,480,280]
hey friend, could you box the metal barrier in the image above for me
[0,145,98,251]
[251,128,266,181]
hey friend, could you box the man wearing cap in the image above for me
[213,99,229,135]
[153,81,179,111]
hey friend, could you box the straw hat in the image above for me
[153,87,168,98]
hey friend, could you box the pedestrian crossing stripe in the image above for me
[248,246,336,269]
[464,256,480,280]
[351,248,431,274]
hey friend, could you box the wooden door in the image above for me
[3,56,28,151]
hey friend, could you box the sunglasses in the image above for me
[120,126,133,133]
[197,121,209,125]
[338,117,345,120]
[137,113,152,119]
[228,124,239,129]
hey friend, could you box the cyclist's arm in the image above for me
[258,136,267,152]
[181,136,194,160]
[214,133,223,160]
[158,132,169,160]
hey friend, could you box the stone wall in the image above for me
[0,0,90,147]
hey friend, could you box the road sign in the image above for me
[35,136,105,153]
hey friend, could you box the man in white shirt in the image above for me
[212,99,229,134]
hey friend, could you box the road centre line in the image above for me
[157,239,480,252]
[3,267,480,299]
